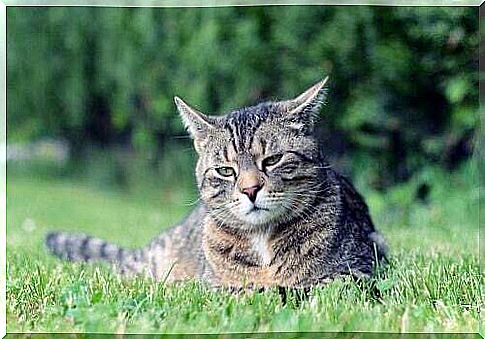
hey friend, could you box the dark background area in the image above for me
[6,6,478,193]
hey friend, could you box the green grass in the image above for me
[6,160,481,334]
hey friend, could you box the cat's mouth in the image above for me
[246,205,270,215]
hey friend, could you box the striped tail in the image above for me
[45,231,130,264]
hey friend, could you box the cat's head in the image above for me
[175,77,329,229]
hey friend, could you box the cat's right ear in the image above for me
[174,96,217,143]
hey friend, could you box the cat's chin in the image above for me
[234,207,285,229]
[231,197,285,228]
[242,208,272,225]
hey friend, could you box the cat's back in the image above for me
[333,171,388,266]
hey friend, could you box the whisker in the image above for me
[182,197,201,207]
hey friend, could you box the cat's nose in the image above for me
[241,184,262,203]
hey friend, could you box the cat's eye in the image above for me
[262,154,283,168]
[215,166,236,177]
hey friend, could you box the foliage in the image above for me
[7,7,479,187]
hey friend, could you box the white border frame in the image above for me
[0,2,482,339]
[1,1,6,338]
[2,0,485,6]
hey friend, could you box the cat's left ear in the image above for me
[174,96,217,140]
[284,76,329,131]
[174,96,220,152]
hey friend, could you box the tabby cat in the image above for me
[46,77,387,289]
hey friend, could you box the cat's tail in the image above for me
[45,231,135,264]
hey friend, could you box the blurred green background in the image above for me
[7,6,478,201]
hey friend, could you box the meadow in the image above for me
[5,152,481,334]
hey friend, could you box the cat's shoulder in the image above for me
[332,171,371,216]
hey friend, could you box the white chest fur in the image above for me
[250,231,272,266]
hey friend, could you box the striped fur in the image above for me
[45,77,388,288]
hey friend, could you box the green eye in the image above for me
[215,166,235,177]
[262,154,283,167]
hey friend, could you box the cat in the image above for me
[46,76,388,289]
